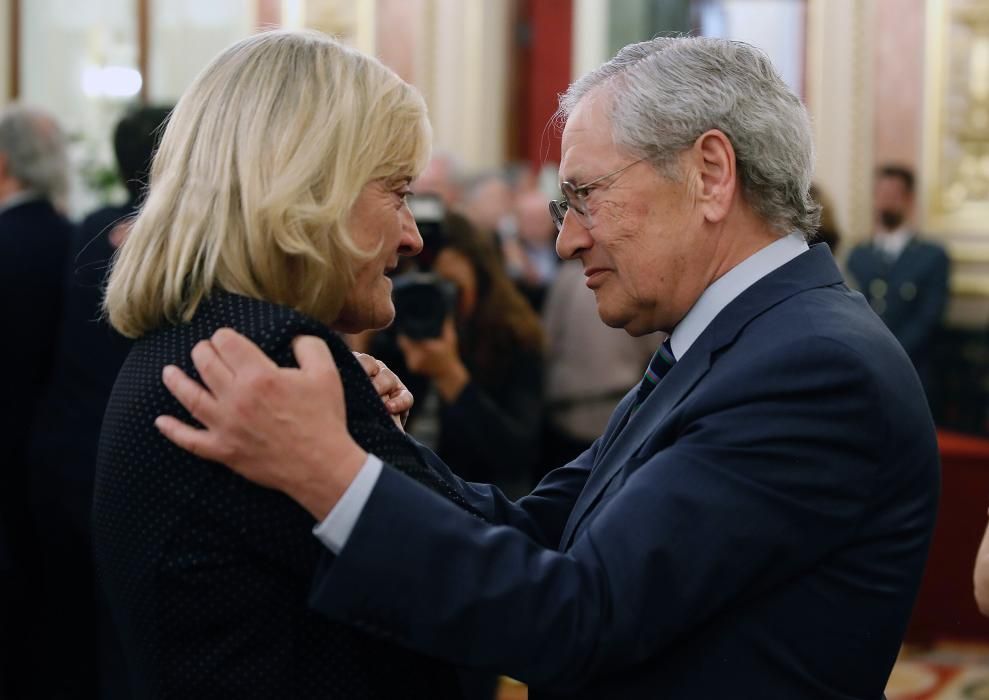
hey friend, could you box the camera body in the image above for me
[388,192,460,339]
[391,272,457,340]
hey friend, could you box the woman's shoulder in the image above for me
[198,290,340,351]
[134,290,351,365]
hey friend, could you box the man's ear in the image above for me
[0,153,8,181]
[689,129,736,224]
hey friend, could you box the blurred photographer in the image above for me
[381,207,544,499]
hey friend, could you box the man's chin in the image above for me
[595,303,630,331]
[596,304,659,337]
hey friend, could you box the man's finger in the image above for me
[161,364,221,426]
[154,414,226,463]
[211,327,277,374]
[191,340,235,396]
[292,335,336,375]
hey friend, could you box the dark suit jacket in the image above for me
[846,237,949,377]
[0,197,71,566]
[29,204,135,535]
[310,245,940,699]
[93,291,475,699]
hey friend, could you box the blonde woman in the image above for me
[93,31,478,698]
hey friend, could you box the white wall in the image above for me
[19,0,140,215]
[699,0,806,97]
[148,0,256,104]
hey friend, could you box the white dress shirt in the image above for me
[873,228,912,263]
[315,231,811,553]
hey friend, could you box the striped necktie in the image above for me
[633,339,676,411]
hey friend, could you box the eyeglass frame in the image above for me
[548,158,645,232]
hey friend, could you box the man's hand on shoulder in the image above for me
[155,328,367,520]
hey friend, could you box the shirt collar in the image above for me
[874,228,912,259]
[669,232,809,360]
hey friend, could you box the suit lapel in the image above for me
[558,244,845,550]
[559,347,712,548]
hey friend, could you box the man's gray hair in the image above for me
[559,36,820,236]
[0,104,68,200]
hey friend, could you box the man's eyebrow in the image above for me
[560,168,588,185]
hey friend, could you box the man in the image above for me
[26,105,169,700]
[846,165,949,387]
[0,103,73,699]
[157,38,939,698]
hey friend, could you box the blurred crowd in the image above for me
[0,96,952,699]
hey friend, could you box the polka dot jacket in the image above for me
[93,290,474,699]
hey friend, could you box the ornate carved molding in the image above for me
[922,0,989,236]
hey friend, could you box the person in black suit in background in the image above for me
[25,105,171,700]
[0,103,72,700]
[846,165,950,388]
[93,30,480,699]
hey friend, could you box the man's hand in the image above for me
[154,328,367,520]
[353,352,413,430]
[397,318,470,402]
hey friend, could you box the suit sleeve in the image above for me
[412,435,596,549]
[309,337,884,691]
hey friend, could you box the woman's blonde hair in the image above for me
[105,30,431,338]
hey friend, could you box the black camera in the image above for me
[406,193,446,270]
[391,272,457,340]
[389,193,455,339]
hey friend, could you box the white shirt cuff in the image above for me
[312,453,383,554]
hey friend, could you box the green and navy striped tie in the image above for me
[633,339,676,412]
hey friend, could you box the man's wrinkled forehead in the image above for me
[560,90,620,180]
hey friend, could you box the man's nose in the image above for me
[556,212,591,260]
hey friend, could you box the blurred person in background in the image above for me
[539,258,659,479]
[93,30,481,698]
[462,171,517,244]
[809,183,841,254]
[24,105,171,700]
[846,164,949,389]
[502,188,559,311]
[414,152,466,210]
[379,211,544,500]
[0,103,72,700]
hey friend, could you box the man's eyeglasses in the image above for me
[548,159,644,232]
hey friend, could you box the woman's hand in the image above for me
[397,317,470,402]
[353,352,413,430]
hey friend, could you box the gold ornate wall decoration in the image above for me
[923,0,989,235]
